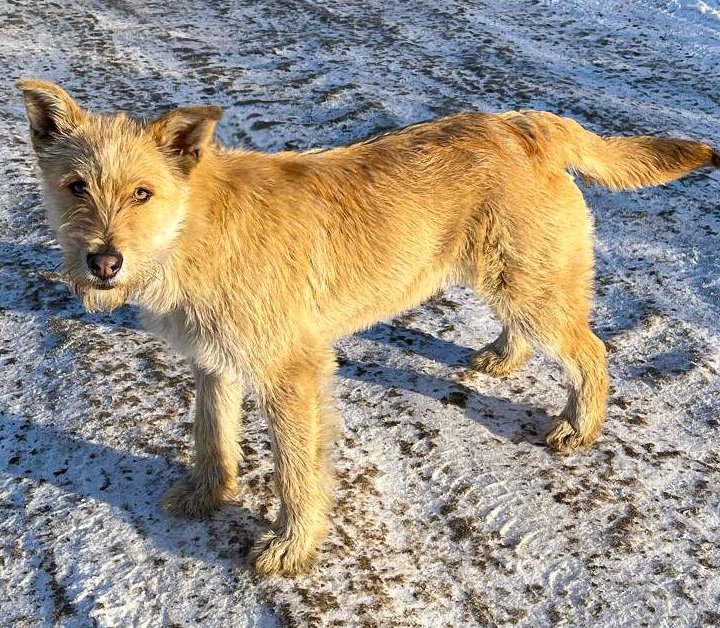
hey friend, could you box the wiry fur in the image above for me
[17,79,718,575]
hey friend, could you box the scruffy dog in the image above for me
[18,79,717,574]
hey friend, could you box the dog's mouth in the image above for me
[93,281,116,291]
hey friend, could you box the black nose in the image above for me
[87,252,123,279]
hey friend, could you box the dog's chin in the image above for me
[80,284,131,313]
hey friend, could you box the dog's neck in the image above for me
[136,149,245,314]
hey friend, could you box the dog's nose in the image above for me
[87,252,123,279]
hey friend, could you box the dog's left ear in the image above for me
[148,105,223,174]
[16,79,87,153]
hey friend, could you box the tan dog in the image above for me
[17,79,717,575]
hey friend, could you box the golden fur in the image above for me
[17,79,718,575]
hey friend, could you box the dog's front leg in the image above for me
[162,366,243,517]
[252,348,335,575]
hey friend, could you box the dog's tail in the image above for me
[516,111,718,190]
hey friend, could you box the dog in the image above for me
[17,79,717,575]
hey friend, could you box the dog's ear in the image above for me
[148,105,223,174]
[16,79,86,152]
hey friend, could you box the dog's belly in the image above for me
[316,262,466,341]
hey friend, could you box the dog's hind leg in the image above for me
[490,289,607,452]
[162,367,243,517]
[252,340,337,575]
[470,320,533,377]
[542,321,608,452]
[471,178,608,450]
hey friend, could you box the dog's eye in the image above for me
[133,187,153,203]
[69,180,87,196]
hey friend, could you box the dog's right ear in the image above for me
[16,79,86,152]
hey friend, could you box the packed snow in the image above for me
[1,1,718,626]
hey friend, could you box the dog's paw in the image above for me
[251,530,318,576]
[161,478,234,518]
[471,348,521,378]
[545,419,598,453]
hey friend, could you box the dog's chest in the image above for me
[140,305,243,374]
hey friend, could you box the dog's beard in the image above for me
[66,261,162,313]
[80,284,131,313]
[66,274,133,313]
[61,249,166,313]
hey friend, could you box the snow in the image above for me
[1,0,719,626]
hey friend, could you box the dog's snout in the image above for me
[87,252,123,279]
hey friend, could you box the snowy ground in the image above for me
[1,0,719,626]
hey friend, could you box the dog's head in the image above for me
[17,79,222,312]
